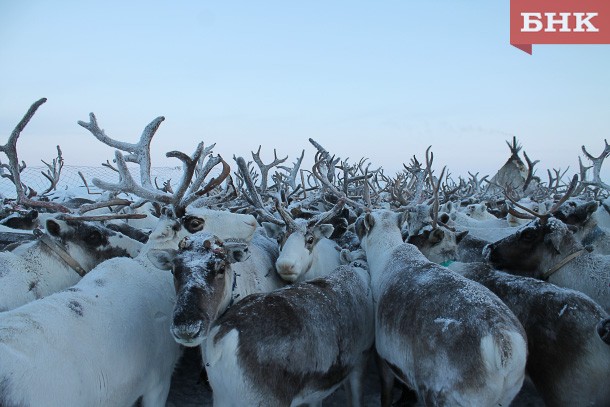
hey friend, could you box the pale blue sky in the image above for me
[1,1,609,181]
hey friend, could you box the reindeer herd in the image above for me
[0,98,609,406]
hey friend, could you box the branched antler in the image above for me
[574,156,593,195]
[581,139,610,190]
[78,113,164,189]
[251,146,288,193]
[425,146,446,228]
[235,156,284,225]
[40,145,64,195]
[522,151,539,192]
[277,149,305,191]
[0,98,70,213]
[404,155,427,205]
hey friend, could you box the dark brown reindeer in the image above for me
[485,175,610,313]
[447,262,610,407]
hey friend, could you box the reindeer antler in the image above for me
[0,98,70,213]
[251,146,288,193]
[78,113,164,189]
[581,139,610,191]
[235,156,284,225]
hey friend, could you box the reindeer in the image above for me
[263,198,345,283]
[554,199,610,255]
[485,175,610,313]
[356,209,527,407]
[0,213,191,407]
[151,233,374,407]
[0,216,142,311]
[150,229,283,348]
[447,262,610,407]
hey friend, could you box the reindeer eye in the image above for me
[520,228,537,242]
[86,231,103,245]
[184,217,205,233]
[306,236,314,244]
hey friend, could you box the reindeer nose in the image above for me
[171,321,203,344]
[277,261,296,274]
[276,261,299,281]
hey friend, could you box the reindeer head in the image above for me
[355,209,405,252]
[484,218,580,279]
[408,227,468,264]
[45,216,143,270]
[553,200,598,228]
[266,198,344,282]
[148,232,249,347]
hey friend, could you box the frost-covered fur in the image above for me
[155,229,284,348]
[555,200,610,255]
[267,218,341,283]
[449,211,517,242]
[184,207,259,242]
[486,218,610,313]
[0,242,181,406]
[450,262,610,407]
[0,217,142,311]
[407,227,468,264]
[204,259,375,407]
[465,203,496,221]
[357,210,527,407]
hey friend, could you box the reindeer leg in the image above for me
[343,350,369,407]
[375,353,395,407]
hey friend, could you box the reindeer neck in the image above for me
[365,228,404,275]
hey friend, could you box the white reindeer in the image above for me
[0,216,142,311]
[356,209,527,407]
[465,203,497,221]
[263,199,344,283]
[0,216,187,407]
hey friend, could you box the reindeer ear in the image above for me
[314,224,334,239]
[545,230,565,254]
[428,228,445,244]
[46,219,63,237]
[355,213,375,239]
[586,201,599,215]
[225,242,250,264]
[262,222,284,240]
[147,249,177,270]
[456,230,469,245]
[365,213,375,230]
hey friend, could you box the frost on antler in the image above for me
[581,139,610,191]
[78,113,164,189]
[40,145,64,195]
[235,155,283,225]
[277,149,305,192]
[0,98,70,213]
[251,146,288,193]
[93,143,229,217]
